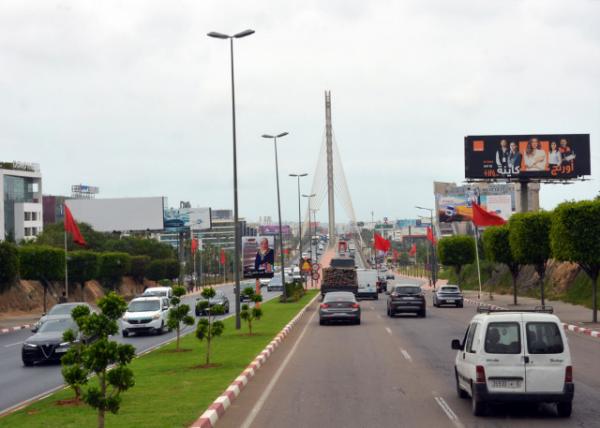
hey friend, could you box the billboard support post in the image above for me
[520,180,529,213]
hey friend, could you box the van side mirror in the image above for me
[451,339,462,350]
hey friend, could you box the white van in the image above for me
[142,286,173,300]
[356,269,378,300]
[452,308,574,417]
[122,296,171,337]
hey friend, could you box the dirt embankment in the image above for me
[486,260,582,293]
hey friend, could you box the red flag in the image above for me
[373,233,391,252]
[426,226,437,244]
[472,202,507,227]
[191,239,198,253]
[220,249,226,265]
[64,204,86,246]
[408,244,417,257]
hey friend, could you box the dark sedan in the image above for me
[196,290,230,316]
[22,318,81,366]
[432,285,464,308]
[319,292,361,325]
[387,285,426,317]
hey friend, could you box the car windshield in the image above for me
[441,287,459,293]
[144,289,167,297]
[323,292,356,303]
[48,304,80,316]
[395,286,421,294]
[39,318,77,333]
[128,300,160,312]
[270,277,283,284]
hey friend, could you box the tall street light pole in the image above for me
[416,206,437,289]
[289,173,308,256]
[263,132,289,300]
[207,28,254,329]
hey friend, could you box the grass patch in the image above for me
[0,290,318,428]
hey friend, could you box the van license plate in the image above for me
[492,379,521,389]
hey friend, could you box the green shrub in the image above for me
[130,255,150,283]
[68,251,99,290]
[0,241,19,292]
[97,252,131,289]
[19,245,65,312]
[281,280,305,303]
[164,259,180,280]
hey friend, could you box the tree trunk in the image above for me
[43,283,47,313]
[98,372,106,428]
[511,270,518,306]
[206,336,211,365]
[249,320,252,335]
[593,274,598,323]
[537,265,545,307]
[176,326,180,352]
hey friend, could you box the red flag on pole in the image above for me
[408,244,417,257]
[64,204,86,246]
[191,239,198,253]
[426,226,437,244]
[472,202,507,227]
[374,233,391,252]
[220,249,226,265]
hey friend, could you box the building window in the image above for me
[24,212,31,221]
[31,227,37,235]
[24,227,31,237]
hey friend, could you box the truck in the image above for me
[321,256,358,297]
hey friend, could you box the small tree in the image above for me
[437,236,475,286]
[68,251,99,293]
[240,287,263,335]
[97,252,131,290]
[130,255,150,283]
[73,292,135,428]
[19,245,65,313]
[483,225,522,305]
[0,241,19,292]
[509,211,552,307]
[195,287,225,365]
[61,305,93,401]
[164,259,180,280]
[146,259,166,281]
[551,200,600,322]
[167,286,194,351]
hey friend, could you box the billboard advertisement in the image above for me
[242,236,276,279]
[258,224,292,235]
[163,207,211,232]
[437,193,512,223]
[465,134,591,180]
[66,197,165,232]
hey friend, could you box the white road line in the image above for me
[377,314,383,319]
[434,396,464,428]
[385,327,392,335]
[400,349,412,362]
[240,306,318,428]
[4,341,23,348]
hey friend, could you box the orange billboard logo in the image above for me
[473,140,484,151]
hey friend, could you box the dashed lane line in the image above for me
[4,341,23,348]
[434,396,464,428]
[400,349,412,362]
[385,327,392,335]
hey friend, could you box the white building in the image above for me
[0,162,43,241]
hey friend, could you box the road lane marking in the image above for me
[240,305,318,428]
[377,314,383,319]
[400,349,412,362]
[4,341,23,348]
[434,396,464,428]
[385,327,392,335]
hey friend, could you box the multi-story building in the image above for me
[0,162,43,241]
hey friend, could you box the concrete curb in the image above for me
[0,324,33,335]
[463,298,600,339]
[189,293,320,428]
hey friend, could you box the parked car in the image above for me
[142,286,173,300]
[121,296,170,337]
[196,290,230,315]
[387,285,426,317]
[32,302,95,332]
[452,307,573,417]
[22,318,89,366]
[433,285,464,308]
[319,291,361,325]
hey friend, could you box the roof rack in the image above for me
[477,306,554,314]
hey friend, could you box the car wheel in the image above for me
[319,319,325,326]
[557,401,572,418]
[374,294,379,301]
[356,318,361,325]
[23,360,34,367]
[471,385,486,416]
[226,304,230,314]
[458,303,463,308]
[157,322,165,335]
[456,370,469,399]
[122,329,129,337]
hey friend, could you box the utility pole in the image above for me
[325,91,335,245]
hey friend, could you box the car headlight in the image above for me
[152,313,160,320]
[122,315,129,321]
[59,341,72,347]
[23,343,38,348]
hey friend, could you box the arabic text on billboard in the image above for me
[465,134,591,180]
[163,208,211,232]
[242,236,276,279]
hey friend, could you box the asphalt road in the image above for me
[0,280,281,414]
[217,278,600,428]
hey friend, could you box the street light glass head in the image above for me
[234,29,255,38]
[261,134,274,139]
[276,132,289,138]
[302,193,316,198]
[207,31,230,39]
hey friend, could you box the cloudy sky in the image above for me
[2,0,599,224]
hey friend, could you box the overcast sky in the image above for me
[2,0,599,224]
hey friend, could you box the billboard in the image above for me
[465,134,591,180]
[258,224,292,235]
[437,193,512,223]
[66,197,165,232]
[242,236,276,279]
[163,207,211,232]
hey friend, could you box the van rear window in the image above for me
[526,322,564,354]
[485,322,521,354]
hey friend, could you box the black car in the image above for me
[22,318,82,366]
[319,291,361,325]
[432,285,464,308]
[196,290,230,316]
[387,285,426,317]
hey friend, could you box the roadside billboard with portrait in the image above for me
[464,134,590,180]
[242,236,276,279]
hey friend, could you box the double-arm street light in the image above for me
[207,28,254,329]
[415,206,438,289]
[263,132,289,300]
[289,173,308,256]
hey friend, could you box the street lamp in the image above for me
[415,206,438,289]
[263,132,289,300]
[289,173,308,255]
[208,28,254,329]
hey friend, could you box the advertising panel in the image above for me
[163,208,211,232]
[242,236,276,279]
[258,224,292,235]
[465,134,591,180]
[66,197,165,232]
[437,193,512,223]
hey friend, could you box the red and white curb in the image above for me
[189,293,320,428]
[1,323,33,335]
[464,298,600,339]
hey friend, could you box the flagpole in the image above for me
[473,224,482,300]
[64,228,69,300]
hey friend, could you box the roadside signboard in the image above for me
[312,272,320,281]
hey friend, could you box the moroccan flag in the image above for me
[220,249,226,265]
[426,226,437,244]
[191,239,198,253]
[64,204,86,246]
[408,243,417,257]
[374,233,391,252]
[472,202,507,227]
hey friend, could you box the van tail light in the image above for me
[320,303,329,309]
[475,365,486,383]
[565,366,573,383]
[351,303,360,308]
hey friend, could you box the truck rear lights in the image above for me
[565,366,573,383]
[475,365,486,383]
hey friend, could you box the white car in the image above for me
[452,308,574,417]
[356,269,378,300]
[122,296,171,337]
[142,286,173,300]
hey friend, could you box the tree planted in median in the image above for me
[167,286,195,351]
[195,287,225,365]
[437,235,475,286]
[483,225,522,305]
[240,286,263,335]
[61,304,93,401]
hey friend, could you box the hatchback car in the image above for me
[387,285,426,317]
[22,318,83,366]
[32,302,94,332]
[319,292,361,325]
[196,290,230,315]
[433,285,464,308]
[452,308,573,417]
